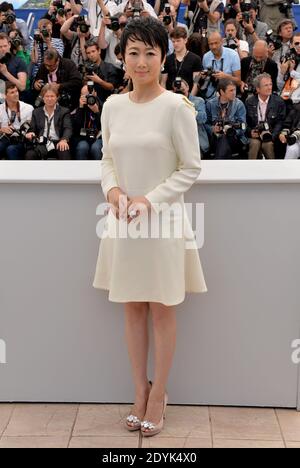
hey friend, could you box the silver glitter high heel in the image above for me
[124,381,152,432]
[141,392,168,437]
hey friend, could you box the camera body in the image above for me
[163,3,172,26]
[2,12,16,25]
[256,121,272,142]
[279,0,299,14]
[214,120,246,137]
[281,128,300,145]
[74,15,90,33]
[224,34,238,50]
[11,35,22,50]
[196,67,215,96]
[80,128,101,141]
[0,121,31,145]
[173,77,183,94]
[85,61,97,76]
[266,30,282,51]
[59,89,72,108]
[40,28,50,39]
[280,48,298,63]
[240,0,252,24]
[107,16,121,32]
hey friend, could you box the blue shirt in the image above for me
[202,47,241,99]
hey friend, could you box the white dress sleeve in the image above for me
[100,100,119,202]
[144,98,202,213]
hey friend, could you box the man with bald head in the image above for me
[241,40,278,98]
[192,31,241,99]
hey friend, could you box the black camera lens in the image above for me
[86,95,97,106]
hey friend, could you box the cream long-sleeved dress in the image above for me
[93,90,207,306]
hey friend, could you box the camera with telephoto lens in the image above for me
[214,120,246,137]
[85,80,97,106]
[33,29,42,43]
[279,0,299,15]
[52,0,64,8]
[3,12,16,25]
[163,3,172,26]
[224,34,238,50]
[266,30,282,51]
[281,128,300,145]
[256,122,272,142]
[0,121,32,145]
[74,15,90,33]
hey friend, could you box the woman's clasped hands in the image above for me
[106,187,151,223]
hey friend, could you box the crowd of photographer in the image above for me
[1,0,300,159]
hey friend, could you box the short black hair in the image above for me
[119,17,168,62]
[0,2,14,12]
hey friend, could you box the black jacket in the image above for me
[72,102,102,135]
[34,58,82,109]
[241,57,278,92]
[245,94,286,139]
[29,105,73,142]
[282,103,300,132]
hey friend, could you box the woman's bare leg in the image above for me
[124,301,151,426]
[142,302,176,431]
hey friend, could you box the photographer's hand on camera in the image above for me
[0,126,13,135]
[279,132,287,143]
[251,128,260,138]
[25,132,36,141]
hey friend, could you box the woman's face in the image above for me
[124,39,164,86]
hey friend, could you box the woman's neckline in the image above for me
[128,89,168,105]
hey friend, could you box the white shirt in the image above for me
[82,0,118,36]
[239,40,249,54]
[257,96,270,122]
[104,29,122,69]
[43,106,59,141]
[0,101,33,130]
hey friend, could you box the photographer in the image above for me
[161,26,202,92]
[0,33,27,96]
[30,19,64,79]
[0,2,30,50]
[241,40,278,97]
[277,32,300,97]
[271,19,294,65]
[72,82,103,159]
[24,83,72,160]
[33,48,82,111]
[205,78,247,159]
[98,12,128,69]
[61,14,94,67]
[81,0,119,36]
[235,1,268,53]
[245,73,285,159]
[84,40,120,102]
[260,0,296,33]
[44,0,83,38]
[224,19,249,59]
[184,0,224,35]
[0,81,33,159]
[279,103,300,158]
[191,32,241,99]
[172,76,209,153]
[158,2,187,35]
[116,0,157,18]
[154,0,181,16]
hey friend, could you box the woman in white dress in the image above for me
[93,17,207,437]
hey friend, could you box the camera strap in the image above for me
[6,101,20,125]
[174,51,189,77]
[212,58,224,72]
